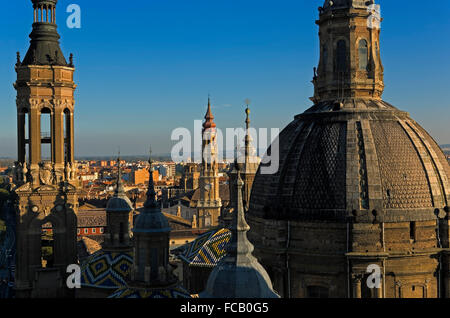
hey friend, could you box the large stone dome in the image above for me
[249,99,450,223]
[245,0,450,299]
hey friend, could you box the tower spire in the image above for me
[203,96,216,131]
[144,147,158,210]
[22,0,68,66]
[243,99,255,173]
[200,163,279,298]
[114,150,125,197]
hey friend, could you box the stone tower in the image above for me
[229,104,260,210]
[103,156,133,251]
[200,165,279,298]
[130,156,177,287]
[222,104,260,227]
[13,0,80,298]
[313,0,384,103]
[197,97,222,228]
[248,0,450,298]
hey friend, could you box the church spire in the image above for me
[200,164,279,298]
[243,99,256,174]
[131,148,174,287]
[226,165,252,260]
[114,151,125,197]
[203,95,216,131]
[143,148,158,210]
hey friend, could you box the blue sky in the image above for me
[0,0,449,157]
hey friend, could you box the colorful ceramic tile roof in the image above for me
[109,284,191,298]
[80,250,133,289]
[175,228,231,267]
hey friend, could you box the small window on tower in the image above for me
[359,39,369,70]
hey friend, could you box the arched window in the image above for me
[359,39,369,70]
[336,40,347,73]
[64,109,71,163]
[40,107,52,161]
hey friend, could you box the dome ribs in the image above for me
[249,119,301,219]
[371,120,433,210]
[402,121,449,207]
[275,122,314,208]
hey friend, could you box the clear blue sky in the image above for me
[0,0,449,157]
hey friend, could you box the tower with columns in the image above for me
[312,0,384,103]
[196,97,222,228]
[13,0,80,298]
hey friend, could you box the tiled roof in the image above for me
[108,284,192,298]
[174,228,231,267]
[80,250,133,289]
[77,210,107,227]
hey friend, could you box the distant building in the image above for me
[180,163,200,192]
[129,168,159,185]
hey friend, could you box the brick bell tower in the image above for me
[13,0,80,298]
[196,97,222,228]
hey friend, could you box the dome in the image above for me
[200,261,279,298]
[108,284,192,298]
[105,159,133,213]
[133,158,171,234]
[133,206,171,233]
[106,195,132,213]
[249,99,450,222]
[200,169,279,298]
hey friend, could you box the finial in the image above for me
[144,146,158,209]
[16,52,21,66]
[115,148,125,196]
[203,95,216,130]
[244,99,251,129]
[69,53,74,67]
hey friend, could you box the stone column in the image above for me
[29,108,41,166]
[53,108,64,165]
[69,111,75,163]
[352,275,362,298]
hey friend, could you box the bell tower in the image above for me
[13,0,80,298]
[313,0,384,103]
[197,97,222,228]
